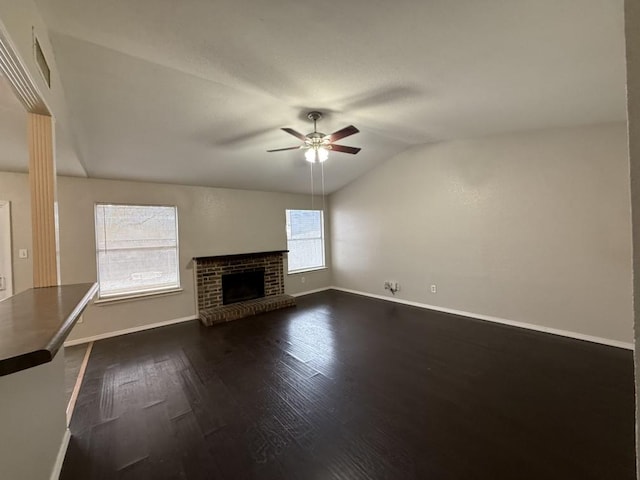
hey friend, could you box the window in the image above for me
[95,204,180,299]
[285,209,325,273]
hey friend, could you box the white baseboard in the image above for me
[63,315,198,347]
[330,286,634,350]
[62,289,634,351]
[50,428,71,480]
[66,342,94,425]
[290,287,332,297]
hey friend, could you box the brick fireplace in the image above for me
[194,250,296,326]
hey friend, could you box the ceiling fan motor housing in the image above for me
[266,110,361,155]
[307,111,323,122]
[306,132,330,148]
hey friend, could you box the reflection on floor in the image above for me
[60,290,636,479]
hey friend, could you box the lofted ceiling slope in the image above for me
[0,73,85,176]
[31,0,627,194]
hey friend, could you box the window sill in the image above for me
[287,266,328,275]
[94,287,183,306]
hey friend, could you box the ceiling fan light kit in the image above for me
[267,111,361,163]
[305,146,329,163]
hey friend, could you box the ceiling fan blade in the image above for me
[281,128,308,141]
[326,125,359,142]
[330,144,361,155]
[267,146,302,152]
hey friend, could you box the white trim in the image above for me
[193,266,199,319]
[290,287,331,297]
[0,17,48,114]
[330,286,634,350]
[285,209,326,274]
[0,201,13,300]
[66,342,93,425]
[287,266,328,275]
[49,428,70,480]
[94,287,183,305]
[63,315,197,347]
[94,203,180,304]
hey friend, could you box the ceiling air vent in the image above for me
[34,38,50,88]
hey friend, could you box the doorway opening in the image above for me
[0,200,12,301]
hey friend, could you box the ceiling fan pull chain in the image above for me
[310,162,315,210]
[321,161,326,212]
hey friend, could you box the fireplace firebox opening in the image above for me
[222,269,265,305]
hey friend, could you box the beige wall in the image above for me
[56,176,331,341]
[0,352,67,480]
[0,171,32,293]
[330,123,633,344]
[623,0,639,476]
[0,7,73,480]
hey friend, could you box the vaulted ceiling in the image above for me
[0,73,84,176]
[23,0,628,193]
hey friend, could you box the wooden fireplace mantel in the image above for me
[193,250,288,261]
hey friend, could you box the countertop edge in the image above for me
[46,282,99,359]
[0,283,98,377]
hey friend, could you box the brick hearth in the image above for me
[194,250,295,326]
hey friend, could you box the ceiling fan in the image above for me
[267,111,361,163]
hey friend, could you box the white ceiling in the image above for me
[25,0,627,193]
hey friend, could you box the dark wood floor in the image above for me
[61,290,636,480]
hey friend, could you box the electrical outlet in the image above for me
[430,284,437,294]
[301,276,306,284]
[384,281,399,294]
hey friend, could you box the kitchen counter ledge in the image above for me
[0,283,97,376]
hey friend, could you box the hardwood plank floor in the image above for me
[61,290,636,479]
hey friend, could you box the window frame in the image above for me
[285,209,326,274]
[94,202,181,302]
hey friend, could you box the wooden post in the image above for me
[27,113,59,287]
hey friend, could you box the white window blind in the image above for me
[95,204,179,298]
[286,209,325,273]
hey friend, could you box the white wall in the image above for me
[0,353,67,480]
[330,123,633,345]
[0,6,79,480]
[0,172,32,293]
[56,176,331,342]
